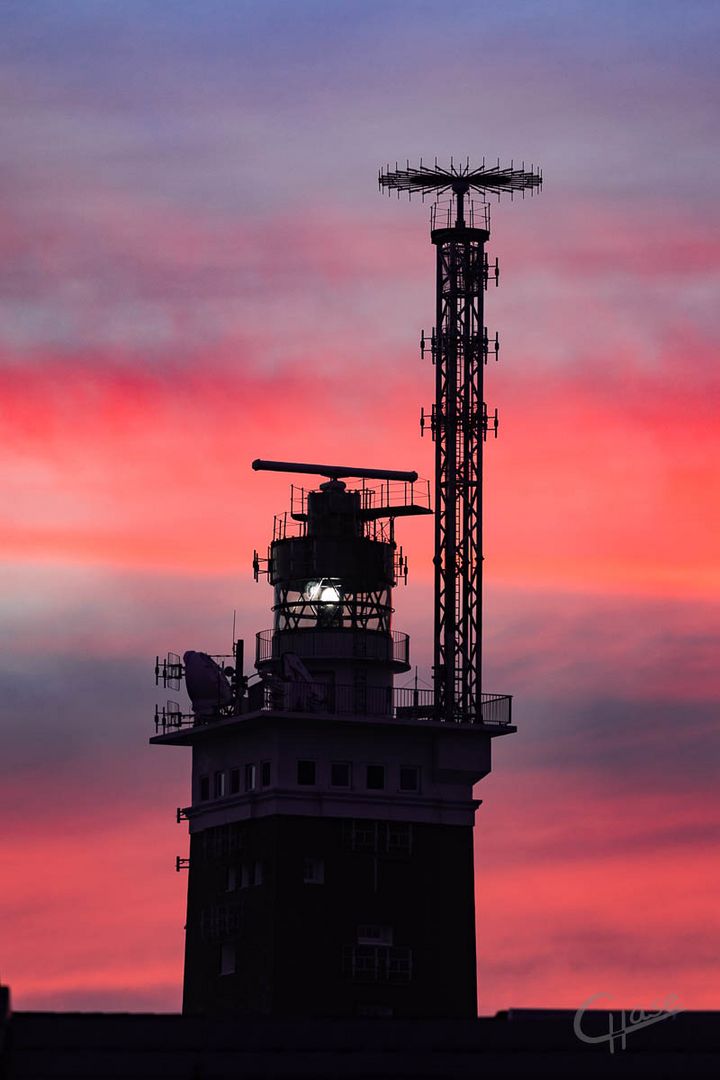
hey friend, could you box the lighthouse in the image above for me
[151,458,512,1018]
[151,157,540,1018]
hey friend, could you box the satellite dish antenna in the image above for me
[183,651,233,719]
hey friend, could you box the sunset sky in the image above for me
[1,0,718,1014]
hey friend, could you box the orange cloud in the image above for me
[2,336,717,602]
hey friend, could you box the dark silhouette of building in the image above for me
[149,159,544,1020]
[152,462,515,1017]
[3,987,719,1079]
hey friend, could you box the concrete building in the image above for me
[151,463,514,1017]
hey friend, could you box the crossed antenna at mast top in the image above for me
[378,156,542,199]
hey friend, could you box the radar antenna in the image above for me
[381,157,542,723]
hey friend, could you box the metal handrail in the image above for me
[431,197,490,231]
[288,477,431,522]
[251,681,511,725]
[154,682,512,734]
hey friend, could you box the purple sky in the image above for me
[1,0,719,1014]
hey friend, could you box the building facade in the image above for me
[151,466,514,1018]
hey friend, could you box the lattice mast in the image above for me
[379,158,541,723]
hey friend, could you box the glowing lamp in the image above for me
[304,579,342,605]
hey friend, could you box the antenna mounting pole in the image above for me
[379,157,542,723]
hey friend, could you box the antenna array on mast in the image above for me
[381,155,542,724]
[378,157,542,199]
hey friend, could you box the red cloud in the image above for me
[4,331,717,601]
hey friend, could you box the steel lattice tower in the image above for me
[379,158,542,724]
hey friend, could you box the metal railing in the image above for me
[394,688,512,726]
[431,197,490,231]
[251,680,512,726]
[256,629,410,667]
[154,683,512,734]
[252,680,393,718]
[477,692,513,727]
[289,477,431,523]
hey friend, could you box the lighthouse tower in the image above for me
[151,458,513,1018]
[151,157,539,1018]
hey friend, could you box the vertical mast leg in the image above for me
[432,185,488,723]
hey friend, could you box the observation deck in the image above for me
[152,685,513,737]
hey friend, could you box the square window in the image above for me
[261,761,271,786]
[225,866,237,892]
[351,944,380,979]
[399,767,419,792]
[357,924,393,945]
[220,942,235,976]
[389,946,413,983]
[199,776,210,802]
[387,823,412,856]
[297,760,316,785]
[366,765,384,790]
[213,771,225,799]
[244,763,256,791]
[254,860,264,886]
[350,820,377,852]
[331,762,351,787]
[230,768,240,794]
[303,857,325,885]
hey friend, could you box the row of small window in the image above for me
[342,944,413,984]
[218,938,411,981]
[220,855,410,903]
[199,762,271,802]
[207,908,394,948]
[232,859,323,890]
[196,820,412,862]
[222,857,324,893]
[297,760,420,792]
[345,820,413,856]
[199,762,421,802]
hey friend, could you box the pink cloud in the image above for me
[3,331,717,603]
[1,810,184,1009]
[0,347,430,571]
[475,776,720,1012]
